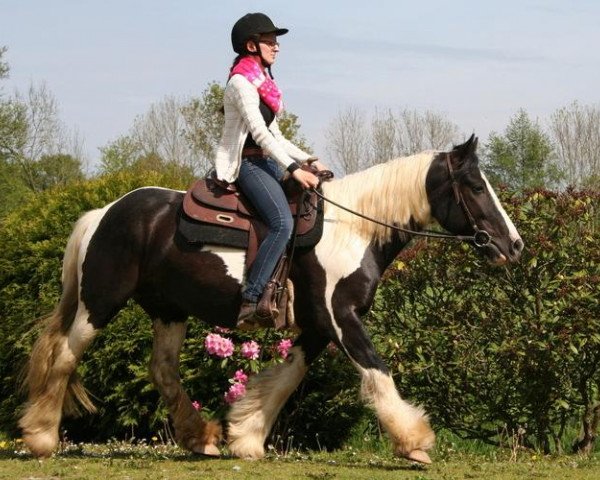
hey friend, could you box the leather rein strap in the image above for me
[312,158,492,248]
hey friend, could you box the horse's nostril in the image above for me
[511,238,524,255]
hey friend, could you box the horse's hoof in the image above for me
[193,443,221,457]
[23,431,58,459]
[405,449,432,464]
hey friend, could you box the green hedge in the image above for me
[368,188,600,453]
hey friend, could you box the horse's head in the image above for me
[425,134,524,265]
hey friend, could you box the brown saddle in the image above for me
[182,169,322,268]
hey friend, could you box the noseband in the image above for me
[312,156,493,248]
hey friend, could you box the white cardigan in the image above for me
[214,74,312,183]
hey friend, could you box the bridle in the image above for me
[444,153,492,248]
[311,154,493,248]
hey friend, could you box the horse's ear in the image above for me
[470,135,479,154]
[461,133,478,155]
[451,134,479,168]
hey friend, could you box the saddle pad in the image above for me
[176,199,325,250]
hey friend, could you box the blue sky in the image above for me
[2,1,599,167]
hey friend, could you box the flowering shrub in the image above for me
[224,381,246,405]
[240,341,260,360]
[204,333,234,358]
[276,339,293,359]
[202,331,291,405]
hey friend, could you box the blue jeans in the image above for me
[237,157,294,302]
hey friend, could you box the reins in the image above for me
[311,157,493,248]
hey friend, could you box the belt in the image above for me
[242,147,266,158]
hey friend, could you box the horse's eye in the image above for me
[473,185,485,194]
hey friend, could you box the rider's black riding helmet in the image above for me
[231,13,288,54]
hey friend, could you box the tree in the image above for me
[370,108,397,166]
[483,109,561,191]
[277,110,312,153]
[394,109,459,156]
[130,95,197,171]
[181,82,225,174]
[0,47,28,163]
[0,46,8,80]
[0,47,30,216]
[98,135,142,174]
[550,101,600,189]
[32,153,84,190]
[326,107,369,175]
[0,80,85,193]
[99,81,313,179]
[326,106,460,176]
[99,94,202,177]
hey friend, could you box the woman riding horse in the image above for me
[218,13,328,329]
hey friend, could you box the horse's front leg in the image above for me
[227,331,329,459]
[149,319,221,456]
[333,309,435,464]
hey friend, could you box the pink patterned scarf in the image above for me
[230,56,282,113]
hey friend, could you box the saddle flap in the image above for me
[183,189,251,231]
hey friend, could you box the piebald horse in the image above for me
[20,135,523,464]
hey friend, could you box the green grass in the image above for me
[1,440,600,480]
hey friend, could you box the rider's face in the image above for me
[246,33,279,66]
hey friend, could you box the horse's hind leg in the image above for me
[19,304,99,458]
[149,319,221,456]
[20,212,100,458]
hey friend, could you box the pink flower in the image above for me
[240,340,261,360]
[224,382,246,404]
[192,400,202,411]
[277,339,293,359]
[232,369,249,384]
[204,333,234,358]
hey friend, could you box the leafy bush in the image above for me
[368,189,600,453]
[0,170,191,436]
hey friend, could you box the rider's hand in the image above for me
[292,168,319,189]
[307,156,328,172]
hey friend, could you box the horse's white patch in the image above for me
[315,215,371,345]
[77,206,112,293]
[481,173,522,242]
[67,305,98,358]
[201,245,246,283]
[358,367,435,454]
[228,346,308,458]
[313,154,435,347]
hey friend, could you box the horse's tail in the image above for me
[21,210,100,429]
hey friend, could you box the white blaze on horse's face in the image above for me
[480,172,523,265]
